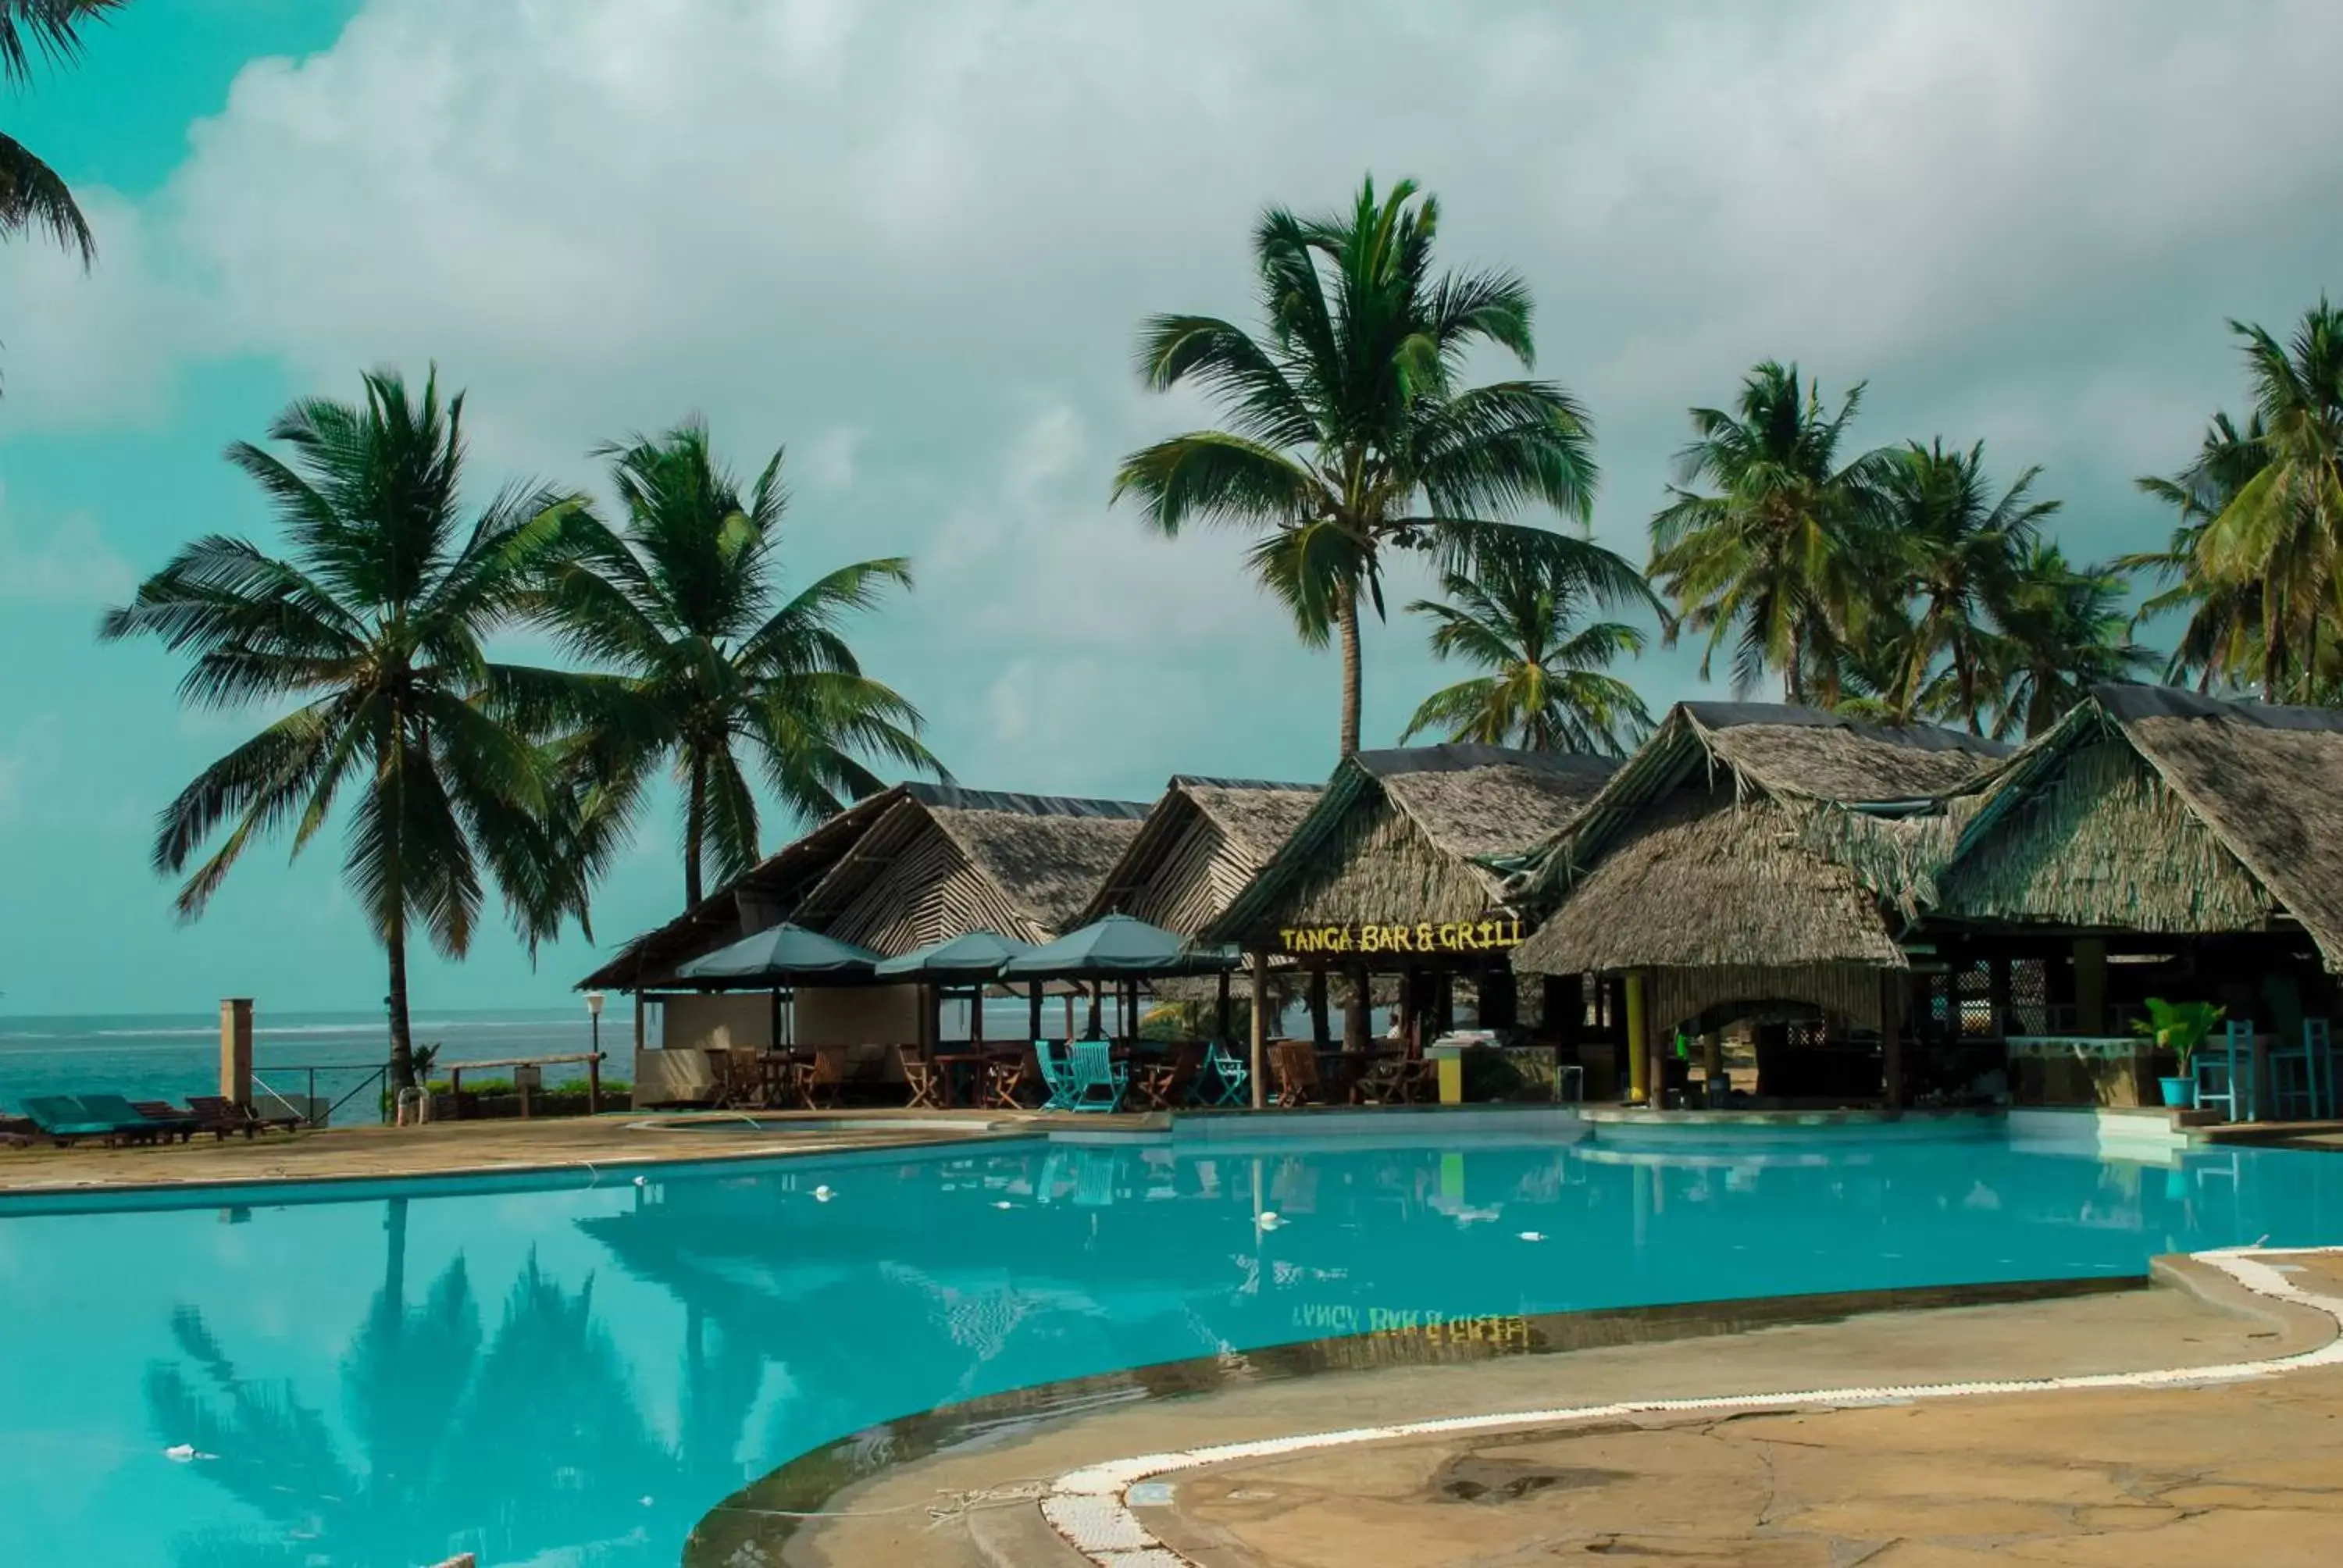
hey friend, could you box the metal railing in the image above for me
[250,1062,390,1127]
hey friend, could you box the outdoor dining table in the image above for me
[929,1051,993,1107]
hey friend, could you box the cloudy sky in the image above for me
[2,0,2338,1017]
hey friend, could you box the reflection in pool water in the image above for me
[1,1131,2336,1566]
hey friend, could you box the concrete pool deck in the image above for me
[0,1107,1161,1196]
[753,1251,2343,1568]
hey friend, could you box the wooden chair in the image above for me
[715,1049,768,1110]
[1350,1052,1411,1105]
[1271,1040,1323,1107]
[1132,1042,1202,1111]
[899,1046,945,1110]
[801,1047,846,1110]
[983,1050,1037,1110]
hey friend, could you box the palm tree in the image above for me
[1649,362,1890,704]
[1879,439,2056,732]
[2,0,124,265]
[1985,544,2154,739]
[2122,410,2266,691]
[1398,540,1655,755]
[99,369,593,1089]
[1114,176,1603,757]
[535,419,944,909]
[2193,300,2343,701]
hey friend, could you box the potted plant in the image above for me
[2131,999,2224,1108]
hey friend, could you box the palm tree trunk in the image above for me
[684,751,708,909]
[1336,588,1364,757]
[386,916,416,1090]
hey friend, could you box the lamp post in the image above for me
[584,992,607,1115]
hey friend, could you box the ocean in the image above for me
[0,1007,615,1120]
[0,994,1282,1122]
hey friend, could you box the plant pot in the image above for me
[2158,1075,2196,1109]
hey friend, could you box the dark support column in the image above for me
[1482,965,1517,1030]
[1086,980,1104,1040]
[1989,954,2013,1040]
[1029,982,1044,1042]
[1881,968,1906,1112]
[1248,953,1268,1110]
[1344,963,1371,1052]
[1215,968,1232,1042]
[1543,974,1582,1046]
[1397,969,1417,1052]
[1309,968,1331,1046]
[1432,971,1456,1036]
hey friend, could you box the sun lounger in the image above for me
[185,1095,303,1137]
[82,1092,198,1143]
[130,1099,208,1142]
[20,1095,156,1147]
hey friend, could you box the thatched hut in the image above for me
[1510,704,2006,1106]
[1917,685,2343,1107]
[582,782,1149,1100]
[1202,744,1620,1067]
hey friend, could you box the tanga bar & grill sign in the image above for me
[1275,918,1526,957]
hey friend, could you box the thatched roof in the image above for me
[576,789,899,990]
[1203,745,1618,946]
[577,782,1150,989]
[790,782,1150,954]
[1934,684,2343,967]
[1513,704,2006,977]
[1079,775,1321,932]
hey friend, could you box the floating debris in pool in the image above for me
[1517,1231,1546,1242]
[813,1185,836,1203]
[164,1444,216,1463]
[633,1175,647,1187]
[993,1200,1014,1210]
[1257,1211,1283,1230]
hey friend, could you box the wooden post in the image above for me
[1215,968,1232,1042]
[1308,968,1331,1046]
[972,984,985,1045]
[1086,980,1104,1039]
[633,989,648,1065]
[1343,963,1371,1052]
[219,998,254,1109]
[1249,951,1269,1110]
[1624,971,1650,1106]
[1881,968,1906,1113]
[1029,982,1045,1042]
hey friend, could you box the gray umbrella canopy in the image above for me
[1001,913,1239,978]
[872,930,1038,980]
[677,923,883,984]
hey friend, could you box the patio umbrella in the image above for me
[677,923,883,984]
[1001,914,1239,979]
[873,930,1038,981]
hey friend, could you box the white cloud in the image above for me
[17,0,2343,784]
[0,483,135,604]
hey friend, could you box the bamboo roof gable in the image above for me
[1520,704,2007,903]
[790,783,1150,953]
[1077,776,1321,934]
[576,787,900,990]
[1938,685,2343,965]
[1203,745,1617,946]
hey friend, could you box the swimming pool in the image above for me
[2,1124,2338,1566]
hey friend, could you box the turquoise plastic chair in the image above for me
[2194,1017,2255,1122]
[1193,1039,1250,1107]
[1033,1041,1076,1111]
[1066,1039,1127,1113]
[2266,1018,2334,1121]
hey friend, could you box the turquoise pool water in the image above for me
[2,1128,2338,1566]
